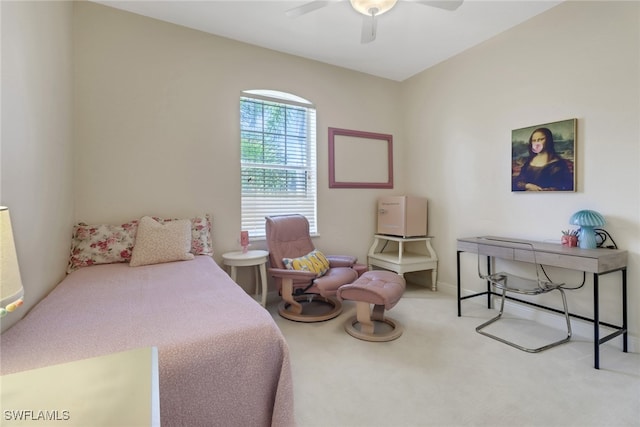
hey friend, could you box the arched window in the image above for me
[240,90,317,238]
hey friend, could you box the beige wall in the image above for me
[72,1,403,267]
[2,1,638,349]
[0,1,74,332]
[402,1,639,346]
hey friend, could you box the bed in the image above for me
[0,216,295,426]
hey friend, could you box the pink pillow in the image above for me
[129,217,195,267]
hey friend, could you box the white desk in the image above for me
[222,250,269,307]
[457,236,628,369]
[0,347,160,426]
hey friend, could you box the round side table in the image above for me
[222,249,269,307]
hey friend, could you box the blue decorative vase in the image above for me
[577,226,598,249]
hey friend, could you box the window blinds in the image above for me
[240,94,317,238]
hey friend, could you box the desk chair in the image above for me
[476,241,572,353]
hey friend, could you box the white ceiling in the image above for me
[92,0,563,81]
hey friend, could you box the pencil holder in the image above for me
[561,230,579,247]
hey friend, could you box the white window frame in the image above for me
[240,90,317,239]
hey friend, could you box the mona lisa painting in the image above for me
[512,118,577,192]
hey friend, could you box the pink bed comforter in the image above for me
[0,256,295,426]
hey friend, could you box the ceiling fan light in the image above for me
[350,0,398,16]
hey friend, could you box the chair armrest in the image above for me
[268,267,317,281]
[327,255,357,268]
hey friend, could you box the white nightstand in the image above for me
[367,235,439,291]
[222,250,270,307]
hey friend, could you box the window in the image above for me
[240,90,317,238]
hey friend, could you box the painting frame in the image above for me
[511,118,577,192]
[328,127,393,189]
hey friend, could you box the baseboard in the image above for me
[437,280,638,353]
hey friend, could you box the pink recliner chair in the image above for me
[265,214,360,322]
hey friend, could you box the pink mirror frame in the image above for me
[328,127,394,189]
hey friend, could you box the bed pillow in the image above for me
[67,221,138,273]
[129,216,195,267]
[67,214,212,272]
[157,214,213,256]
[283,249,330,277]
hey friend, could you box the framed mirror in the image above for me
[328,127,393,189]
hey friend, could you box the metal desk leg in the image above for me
[622,268,628,353]
[593,273,600,369]
[457,251,462,317]
[486,256,492,309]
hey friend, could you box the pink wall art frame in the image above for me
[328,127,394,189]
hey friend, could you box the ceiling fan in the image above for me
[286,0,464,44]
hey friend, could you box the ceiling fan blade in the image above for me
[285,1,332,18]
[415,0,464,11]
[361,14,377,43]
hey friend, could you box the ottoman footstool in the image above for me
[337,270,406,342]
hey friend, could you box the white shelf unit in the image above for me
[367,234,438,291]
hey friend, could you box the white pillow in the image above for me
[129,216,195,267]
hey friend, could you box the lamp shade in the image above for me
[569,210,606,227]
[1,207,24,317]
[569,210,605,249]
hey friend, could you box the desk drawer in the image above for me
[477,244,514,259]
[457,241,478,253]
[514,249,535,263]
[536,252,598,272]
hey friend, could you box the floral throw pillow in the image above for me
[67,221,138,273]
[157,214,213,256]
[191,214,213,256]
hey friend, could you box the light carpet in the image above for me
[268,285,640,427]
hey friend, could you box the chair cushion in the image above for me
[314,267,359,297]
[338,270,405,310]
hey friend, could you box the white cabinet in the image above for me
[367,235,438,291]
